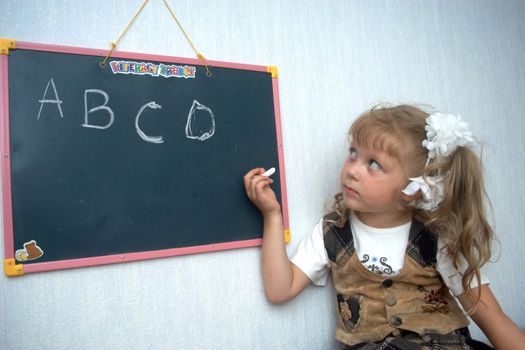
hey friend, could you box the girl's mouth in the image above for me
[343,185,359,197]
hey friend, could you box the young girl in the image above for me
[244,105,525,349]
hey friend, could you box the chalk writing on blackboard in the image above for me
[185,100,215,141]
[82,89,115,130]
[36,80,216,144]
[37,78,63,120]
[136,101,163,144]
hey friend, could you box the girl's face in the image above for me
[340,141,412,227]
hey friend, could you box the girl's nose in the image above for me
[344,161,360,181]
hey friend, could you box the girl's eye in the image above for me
[349,147,358,161]
[369,160,381,171]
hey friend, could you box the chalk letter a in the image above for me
[37,78,64,120]
[82,89,114,129]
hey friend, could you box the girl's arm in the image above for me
[244,168,310,303]
[457,284,525,349]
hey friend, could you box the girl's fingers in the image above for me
[254,177,272,196]
[243,168,278,213]
[243,168,274,202]
[250,175,270,196]
[244,168,269,195]
[243,168,264,190]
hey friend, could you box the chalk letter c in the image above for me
[135,101,163,144]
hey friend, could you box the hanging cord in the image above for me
[100,0,211,76]
[162,0,211,76]
[100,0,150,67]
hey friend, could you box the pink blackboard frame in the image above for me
[0,41,289,275]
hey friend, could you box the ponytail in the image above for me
[424,146,493,309]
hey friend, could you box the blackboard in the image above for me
[1,41,288,275]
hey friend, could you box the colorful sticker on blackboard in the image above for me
[15,240,44,262]
[109,60,196,79]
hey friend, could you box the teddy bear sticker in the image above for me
[15,240,44,262]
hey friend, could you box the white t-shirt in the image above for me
[290,212,488,296]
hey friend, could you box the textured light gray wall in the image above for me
[1,1,524,349]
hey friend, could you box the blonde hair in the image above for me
[331,104,494,307]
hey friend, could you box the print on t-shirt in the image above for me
[360,254,395,275]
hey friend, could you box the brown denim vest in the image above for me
[323,213,469,346]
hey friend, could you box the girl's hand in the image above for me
[243,168,281,216]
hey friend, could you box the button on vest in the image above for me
[381,278,393,288]
[390,315,403,327]
[385,296,397,307]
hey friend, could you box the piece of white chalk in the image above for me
[262,167,276,177]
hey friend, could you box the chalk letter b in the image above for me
[82,89,114,129]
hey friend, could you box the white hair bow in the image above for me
[423,113,474,159]
[402,113,474,211]
[402,175,445,211]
